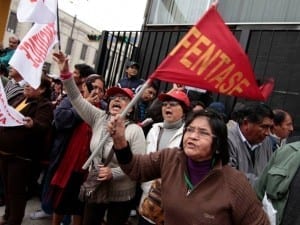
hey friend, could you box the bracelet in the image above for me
[60,72,72,80]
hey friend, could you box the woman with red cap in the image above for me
[53,52,146,225]
[138,89,190,225]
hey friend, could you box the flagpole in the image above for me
[56,2,61,51]
[82,78,153,170]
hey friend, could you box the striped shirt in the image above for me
[4,79,26,103]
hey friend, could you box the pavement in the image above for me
[0,197,139,225]
[0,197,52,225]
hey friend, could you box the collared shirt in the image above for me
[237,126,261,151]
[270,133,287,147]
[237,126,261,166]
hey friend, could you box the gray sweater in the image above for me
[63,78,146,201]
[228,123,273,186]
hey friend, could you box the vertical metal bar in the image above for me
[107,31,120,87]
[141,30,152,77]
[114,31,127,85]
[95,30,109,77]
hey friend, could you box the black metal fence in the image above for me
[95,29,190,89]
[95,27,300,134]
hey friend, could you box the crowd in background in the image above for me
[0,36,298,225]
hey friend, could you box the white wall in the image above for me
[3,0,102,75]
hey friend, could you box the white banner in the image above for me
[17,0,57,24]
[0,81,25,127]
[9,23,58,89]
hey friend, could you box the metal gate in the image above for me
[95,27,300,134]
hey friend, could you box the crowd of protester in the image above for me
[0,36,299,225]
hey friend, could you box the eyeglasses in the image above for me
[162,101,180,107]
[185,126,215,138]
[109,95,130,101]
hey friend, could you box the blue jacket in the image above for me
[117,76,144,93]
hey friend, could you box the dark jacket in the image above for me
[48,96,83,167]
[117,76,144,93]
[0,96,53,160]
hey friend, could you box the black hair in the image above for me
[273,109,290,126]
[182,109,229,165]
[191,100,206,109]
[74,64,96,78]
[85,74,105,93]
[235,102,274,125]
[0,63,8,77]
[52,79,62,85]
[229,102,245,121]
[148,80,159,92]
[39,75,52,99]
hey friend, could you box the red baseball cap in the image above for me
[158,90,190,108]
[106,87,134,99]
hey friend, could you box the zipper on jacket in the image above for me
[184,172,193,196]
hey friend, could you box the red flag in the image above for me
[149,5,273,101]
[259,78,275,100]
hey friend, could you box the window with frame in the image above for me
[80,44,88,60]
[65,37,74,55]
[93,50,99,65]
[7,11,18,33]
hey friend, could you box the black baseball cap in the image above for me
[126,61,139,69]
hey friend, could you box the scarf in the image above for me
[51,122,92,188]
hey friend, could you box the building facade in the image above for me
[2,0,101,75]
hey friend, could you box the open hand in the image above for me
[52,51,70,74]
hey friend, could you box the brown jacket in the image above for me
[118,147,270,225]
[0,96,53,160]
